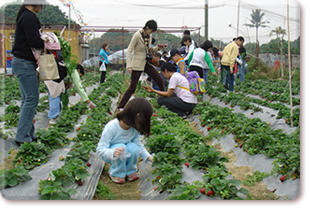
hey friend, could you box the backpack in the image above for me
[178,71,206,95]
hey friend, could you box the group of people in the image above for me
[10,0,247,186]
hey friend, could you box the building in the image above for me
[0,23,87,71]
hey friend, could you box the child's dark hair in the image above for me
[182,35,192,43]
[212,47,219,58]
[143,20,157,32]
[201,40,213,52]
[183,30,190,36]
[77,64,84,75]
[161,62,177,73]
[101,43,108,50]
[116,97,153,136]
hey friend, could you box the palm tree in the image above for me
[244,9,269,57]
[270,26,287,77]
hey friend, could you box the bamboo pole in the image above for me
[287,0,293,127]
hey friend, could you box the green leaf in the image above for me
[41,187,54,195]
[51,194,62,200]
[239,188,249,195]
[40,194,51,200]
[7,176,19,186]
[210,178,221,186]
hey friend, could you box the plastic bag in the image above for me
[99,62,106,71]
[118,146,131,161]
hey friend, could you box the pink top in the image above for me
[168,72,197,104]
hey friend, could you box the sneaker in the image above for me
[126,172,139,181]
[108,173,125,184]
[49,118,57,125]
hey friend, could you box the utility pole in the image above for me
[205,0,208,40]
[287,0,293,127]
[237,0,240,36]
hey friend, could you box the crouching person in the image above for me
[96,97,154,184]
[143,62,197,118]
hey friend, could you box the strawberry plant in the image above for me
[184,144,229,170]
[166,182,201,200]
[202,166,249,199]
[243,171,270,186]
[38,178,77,200]
[13,142,52,170]
[0,166,31,189]
[35,128,69,150]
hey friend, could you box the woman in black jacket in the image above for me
[11,0,46,146]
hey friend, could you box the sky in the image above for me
[0,0,301,43]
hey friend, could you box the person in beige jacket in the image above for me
[118,20,166,109]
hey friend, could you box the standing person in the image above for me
[98,43,110,84]
[11,0,46,146]
[236,45,247,82]
[143,62,197,118]
[117,20,166,110]
[221,36,245,92]
[97,97,154,184]
[68,64,96,109]
[182,35,196,65]
[187,40,217,79]
[169,49,187,75]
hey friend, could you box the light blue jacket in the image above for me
[96,119,151,161]
[99,49,110,64]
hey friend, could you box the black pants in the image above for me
[157,93,196,117]
[118,63,165,108]
[189,65,203,78]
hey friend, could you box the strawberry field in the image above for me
[0,69,300,201]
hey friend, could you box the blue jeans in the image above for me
[223,65,234,92]
[47,88,61,120]
[101,142,140,178]
[12,57,39,143]
[237,61,245,82]
[203,69,209,84]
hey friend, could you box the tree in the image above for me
[244,9,269,57]
[0,2,75,24]
[269,26,287,77]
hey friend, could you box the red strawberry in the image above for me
[236,139,239,142]
[207,127,211,131]
[6,102,9,105]
[230,105,233,108]
[154,186,158,191]
[78,181,83,186]
[202,124,205,127]
[70,149,73,151]
[33,119,36,123]
[156,176,161,179]
[206,190,215,196]
[239,143,243,148]
[285,119,289,123]
[77,127,81,131]
[280,174,287,182]
[87,163,91,167]
[250,113,253,115]
[184,162,189,167]
[153,114,157,117]
[200,188,206,194]
[109,112,112,115]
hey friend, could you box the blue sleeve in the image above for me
[131,132,151,161]
[96,124,118,161]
